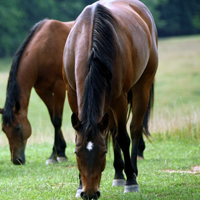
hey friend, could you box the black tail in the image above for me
[143,82,154,136]
[2,19,47,125]
[126,90,132,123]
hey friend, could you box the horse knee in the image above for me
[117,133,130,150]
[53,117,62,129]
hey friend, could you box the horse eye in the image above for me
[103,149,107,156]
[15,124,22,131]
[74,150,79,157]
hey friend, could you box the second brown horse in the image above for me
[63,0,158,199]
[0,19,73,164]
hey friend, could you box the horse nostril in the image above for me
[13,158,25,165]
[96,191,101,198]
[80,191,90,200]
[80,191,86,199]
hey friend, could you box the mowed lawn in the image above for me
[0,36,200,199]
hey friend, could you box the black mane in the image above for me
[80,4,116,138]
[2,19,46,125]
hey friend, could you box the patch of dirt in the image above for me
[163,166,200,174]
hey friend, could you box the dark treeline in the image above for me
[0,0,200,57]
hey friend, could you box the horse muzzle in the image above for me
[81,191,101,200]
[12,156,25,165]
[11,147,26,165]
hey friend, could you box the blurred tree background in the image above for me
[0,0,199,57]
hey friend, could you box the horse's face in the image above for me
[0,109,31,165]
[72,113,109,200]
[75,135,106,199]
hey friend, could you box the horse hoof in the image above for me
[75,189,82,198]
[112,179,125,187]
[124,185,139,193]
[137,156,144,160]
[57,156,68,163]
[46,158,58,165]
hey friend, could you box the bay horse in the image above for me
[63,0,158,199]
[0,19,74,165]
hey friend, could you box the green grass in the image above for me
[0,35,200,199]
[0,139,199,200]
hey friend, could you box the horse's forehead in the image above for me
[75,132,106,151]
[86,141,94,151]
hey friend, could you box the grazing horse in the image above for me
[0,19,74,165]
[63,0,158,199]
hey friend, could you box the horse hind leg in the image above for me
[137,133,145,160]
[129,76,154,187]
[52,83,68,163]
[35,87,67,164]
[112,94,139,193]
[137,83,154,160]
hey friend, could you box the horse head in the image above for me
[72,113,109,200]
[0,107,31,165]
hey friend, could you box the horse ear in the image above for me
[15,124,22,131]
[99,113,109,131]
[71,113,81,131]
[0,108,3,114]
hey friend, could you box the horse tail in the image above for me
[143,81,154,137]
[126,90,132,123]
[81,4,116,136]
[2,19,47,126]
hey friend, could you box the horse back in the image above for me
[17,19,73,91]
[100,0,158,91]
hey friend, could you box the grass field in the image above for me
[0,35,200,199]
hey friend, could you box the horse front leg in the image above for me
[112,141,126,186]
[130,75,154,182]
[108,110,125,187]
[75,173,83,197]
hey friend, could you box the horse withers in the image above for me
[63,0,158,199]
[0,19,73,165]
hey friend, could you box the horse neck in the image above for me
[19,86,32,112]
[79,89,106,124]
[74,3,116,132]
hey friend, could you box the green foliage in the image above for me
[0,0,200,57]
[140,0,200,37]
[0,0,91,57]
[155,0,200,36]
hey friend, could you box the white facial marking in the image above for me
[86,141,94,151]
